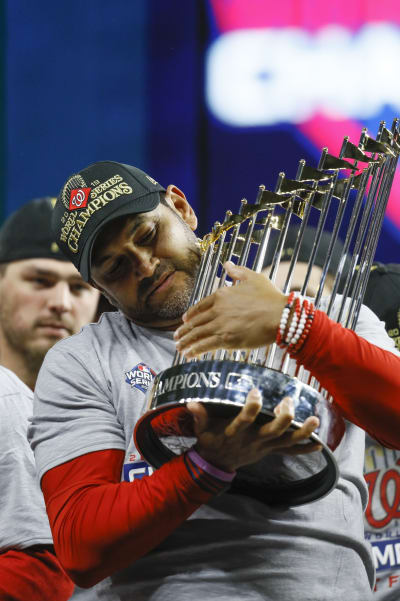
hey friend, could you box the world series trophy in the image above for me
[135,118,400,506]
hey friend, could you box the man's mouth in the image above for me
[147,271,175,299]
[37,322,71,336]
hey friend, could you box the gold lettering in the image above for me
[91,174,123,198]
[90,198,102,210]
[67,228,80,253]
[79,204,96,221]
[68,237,79,253]
[393,335,400,351]
[119,182,133,194]
[75,218,87,232]
[59,213,76,242]
[102,189,117,201]
[65,180,133,250]
[95,183,133,206]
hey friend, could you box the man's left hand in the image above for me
[174,261,287,359]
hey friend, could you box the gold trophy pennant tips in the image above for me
[341,140,379,163]
[321,153,359,170]
[297,164,333,182]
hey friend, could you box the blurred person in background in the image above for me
[362,263,400,600]
[262,225,347,296]
[0,197,100,601]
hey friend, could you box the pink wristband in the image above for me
[187,448,236,482]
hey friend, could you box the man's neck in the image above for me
[130,316,183,332]
[0,348,39,391]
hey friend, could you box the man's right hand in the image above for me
[187,388,322,473]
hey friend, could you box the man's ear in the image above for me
[164,185,198,231]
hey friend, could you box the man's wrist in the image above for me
[187,448,236,482]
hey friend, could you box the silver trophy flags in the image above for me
[134,119,400,506]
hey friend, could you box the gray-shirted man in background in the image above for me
[0,198,99,600]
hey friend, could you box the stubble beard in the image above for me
[0,292,68,376]
[128,248,200,325]
[0,315,54,375]
[126,217,201,326]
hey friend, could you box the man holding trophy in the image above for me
[29,157,400,601]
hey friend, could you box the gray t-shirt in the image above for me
[29,301,399,601]
[0,366,53,551]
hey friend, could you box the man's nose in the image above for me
[47,282,73,314]
[126,244,159,279]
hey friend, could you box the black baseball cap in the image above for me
[0,197,68,263]
[363,262,400,350]
[263,225,347,275]
[52,161,166,281]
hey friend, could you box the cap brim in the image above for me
[79,192,161,281]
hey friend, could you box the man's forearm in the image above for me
[41,449,227,587]
[296,310,400,448]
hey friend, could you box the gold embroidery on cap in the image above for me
[91,174,123,199]
[60,175,133,254]
[61,174,88,209]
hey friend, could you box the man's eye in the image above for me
[138,227,156,244]
[33,277,51,287]
[105,260,125,280]
[70,284,88,294]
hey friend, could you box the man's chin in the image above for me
[128,311,183,330]
[29,335,69,357]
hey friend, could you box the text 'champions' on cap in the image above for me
[52,161,166,281]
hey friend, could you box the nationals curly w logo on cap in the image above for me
[52,161,165,281]
[69,188,91,211]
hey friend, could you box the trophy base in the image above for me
[134,360,345,506]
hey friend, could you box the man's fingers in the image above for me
[274,441,323,455]
[260,414,320,450]
[182,295,213,323]
[258,396,295,439]
[223,260,251,282]
[273,395,295,418]
[186,401,209,435]
[174,319,217,350]
[181,335,225,359]
[299,415,320,436]
[225,389,262,437]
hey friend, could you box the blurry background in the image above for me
[3,0,400,261]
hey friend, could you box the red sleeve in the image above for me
[41,449,227,588]
[294,310,400,449]
[0,546,73,601]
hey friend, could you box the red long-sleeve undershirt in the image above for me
[41,310,400,588]
[41,450,225,588]
[0,546,74,601]
[295,310,400,449]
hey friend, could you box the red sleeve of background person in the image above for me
[295,310,400,449]
[41,449,220,588]
[0,546,74,601]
